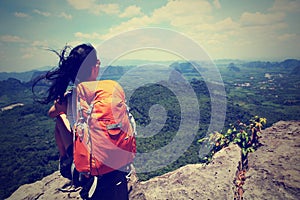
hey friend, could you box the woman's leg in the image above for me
[54,114,73,158]
[90,171,129,200]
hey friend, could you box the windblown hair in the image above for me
[32,43,97,104]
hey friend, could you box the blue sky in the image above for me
[0,0,299,72]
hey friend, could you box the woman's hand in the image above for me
[48,98,67,118]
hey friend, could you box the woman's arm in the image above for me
[48,99,67,118]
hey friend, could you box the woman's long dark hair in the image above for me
[32,43,97,104]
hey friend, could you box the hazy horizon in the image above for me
[1,57,300,73]
[0,0,299,72]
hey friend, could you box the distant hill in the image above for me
[30,70,49,82]
[0,78,32,107]
[99,65,132,80]
[170,62,207,73]
[291,65,300,75]
[1,59,299,82]
[227,62,240,72]
[0,66,52,82]
[279,59,300,68]
[242,59,300,69]
[0,65,131,83]
[0,70,37,82]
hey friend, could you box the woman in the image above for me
[33,43,99,179]
[32,43,129,200]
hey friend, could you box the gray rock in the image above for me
[6,171,81,199]
[130,144,241,200]
[243,121,300,200]
[7,121,300,200]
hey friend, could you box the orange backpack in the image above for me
[73,80,136,176]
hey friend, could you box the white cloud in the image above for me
[67,0,119,15]
[119,5,143,18]
[95,3,120,15]
[66,0,95,10]
[22,53,33,59]
[111,16,152,32]
[216,17,239,31]
[0,35,27,43]
[213,0,221,9]
[74,32,104,40]
[58,12,72,20]
[277,33,297,41]
[269,0,300,13]
[94,0,214,40]
[33,9,51,17]
[152,0,212,26]
[240,11,285,26]
[31,40,49,48]
[33,9,72,20]
[14,12,29,18]
[20,47,37,59]
[90,16,152,41]
[194,17,239,32]
[72,0,298,61]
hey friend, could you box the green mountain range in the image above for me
[0,59,299,199]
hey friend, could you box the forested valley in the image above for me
[0,59,299,199]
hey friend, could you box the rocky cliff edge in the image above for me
[7,121,300,200]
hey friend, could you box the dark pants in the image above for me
[81,170,129,200]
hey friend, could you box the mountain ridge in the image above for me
[1,59,299,82]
